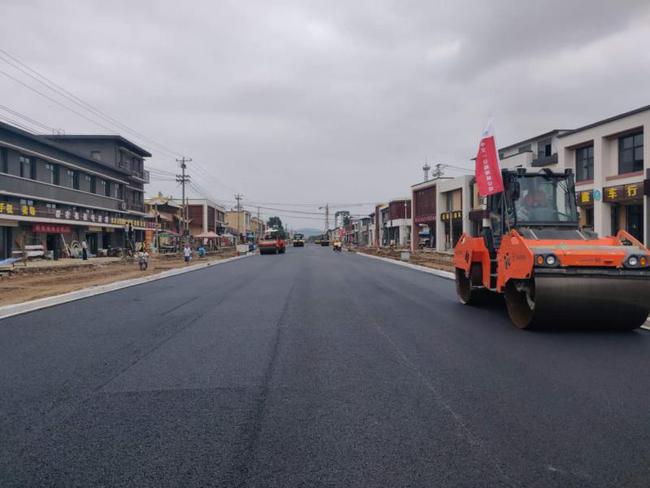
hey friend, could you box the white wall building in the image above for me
[558,105,650,244]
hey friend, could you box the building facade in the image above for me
[0,122,151,259]
[558,106,650,244]
[171,198,225,237]
[225,210,251,238]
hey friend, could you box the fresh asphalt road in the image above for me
[1,246,649,487]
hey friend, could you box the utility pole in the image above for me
[257,206,261,241]
[431,163,445,179]
[319,203,329,235]
[176,157,191,236]
[234,193,243,243]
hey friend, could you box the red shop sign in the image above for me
[32,224,72,234]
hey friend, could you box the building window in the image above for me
[0,147,7,173]
[20,156,35,179]
[64,169,75,188]
[113,183,120,198]
[619,132,643,174]
[44,163,58,184]
[90,176,96,193]
[104,181,111,197]
[99,179,107,196]
[73,171,80,190]
[537,139,552,159]
[91,150,102,161]
[46,203,56,209]
[575,145,594,181]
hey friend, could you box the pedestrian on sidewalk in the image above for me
[183,243,192,265]
[81,240,88,261]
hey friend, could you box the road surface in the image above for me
[1,245,649,487]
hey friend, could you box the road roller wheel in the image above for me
[504,279,536,329]
[455,268,474,304]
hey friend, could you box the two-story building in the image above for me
[171,198,225,237]
[0,122,151,259]
[558,105,650,244]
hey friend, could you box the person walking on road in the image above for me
[183,243,192,265]
[81,240,88,261]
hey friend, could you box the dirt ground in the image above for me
[353,247,454,272]
[0,250,237,307]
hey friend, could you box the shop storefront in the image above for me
[412,182,437,250]
[441,210,463,249]
[576,189,595,232]
[0,197,155,258]
[603,182,644,242]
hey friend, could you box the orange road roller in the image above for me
[453,168,650,329]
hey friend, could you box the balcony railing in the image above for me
[531,153,558,167]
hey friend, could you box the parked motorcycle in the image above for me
[137,251,149,271]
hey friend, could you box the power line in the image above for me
[0,48,182,159]
[0,104,54,133]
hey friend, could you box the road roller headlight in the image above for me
[535,254,559,267]
[626,255,650,268]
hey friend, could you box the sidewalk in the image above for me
[0,251,237,307]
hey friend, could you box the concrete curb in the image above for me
[355,252,455,280]
[0,253,253,321]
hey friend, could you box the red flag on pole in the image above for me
[475,120,504,197]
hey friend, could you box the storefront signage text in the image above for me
[603,183,642,203]
[577,190,594,206]
[32,224,72,234]
[0,203,37,216]
[441,211,462,222]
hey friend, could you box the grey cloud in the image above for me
[0,0,649,227]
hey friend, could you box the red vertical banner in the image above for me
[475,121,504,197]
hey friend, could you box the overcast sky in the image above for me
[1,0,650,229]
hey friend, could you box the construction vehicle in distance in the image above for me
[258,229,286,255]
[292,233,305,247]
[453,167,650,330]
[320,234,330,246]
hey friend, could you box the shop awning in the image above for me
[195,231,219,239]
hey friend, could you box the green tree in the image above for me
[267,216,285,238]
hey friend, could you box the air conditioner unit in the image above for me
[119,201,127,211]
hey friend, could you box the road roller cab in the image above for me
[454,168,650,329]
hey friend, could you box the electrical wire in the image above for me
[0,49,183,159]
[0,104,55,133]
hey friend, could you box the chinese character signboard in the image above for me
[603,183,643,203]
[32,224,72,234]
[577,190,594,206]
[440,211,462,222]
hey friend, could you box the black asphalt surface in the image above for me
[1,245,649,487]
